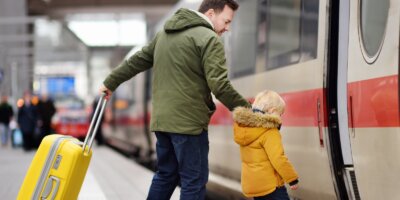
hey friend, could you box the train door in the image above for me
[344,0,399,199]
[326,0,355,199]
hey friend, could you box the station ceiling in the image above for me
[27,0,179,25]
[28,0,179,15]
[22,0,183,56]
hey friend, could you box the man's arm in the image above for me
[202,37,251,110]
[101,34,159,98]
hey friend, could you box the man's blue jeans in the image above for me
[147,131,209,200]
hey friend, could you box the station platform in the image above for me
[0,144,180,200]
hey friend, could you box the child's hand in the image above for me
[290,184,299,190]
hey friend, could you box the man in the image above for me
[37,93,56,139]
[17,92,39,151]
[0,96,14,146]
[100,0,250,199]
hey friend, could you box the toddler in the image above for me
[233,90,299,200]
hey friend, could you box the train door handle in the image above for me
[348,95,355,138]
[317,98,324,148]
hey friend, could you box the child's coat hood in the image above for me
[232,107,281,146]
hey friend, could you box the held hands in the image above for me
[288,179,299,190]
[289,184,299,190]
[100,85,113,100]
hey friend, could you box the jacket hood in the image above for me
[233,107,281,146]
[164,8,214,33]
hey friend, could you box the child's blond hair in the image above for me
[252,90,285,116]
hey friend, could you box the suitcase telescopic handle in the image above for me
[83,93,107,154]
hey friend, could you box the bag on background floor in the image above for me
[12,129,23,147]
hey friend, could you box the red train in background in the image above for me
[52,95,90,139]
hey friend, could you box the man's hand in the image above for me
[100,85,113,100]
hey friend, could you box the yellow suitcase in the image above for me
[17,95,107,200]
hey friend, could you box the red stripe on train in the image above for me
[209,89,327,127]
[281,89,327,127]
[113,75,398,128]
[211,75,399,127]
[348,75,399,127]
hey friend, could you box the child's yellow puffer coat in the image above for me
[233,107,298,197]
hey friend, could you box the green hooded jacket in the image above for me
[103,8,251,134]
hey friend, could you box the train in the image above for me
[102,0,400,199]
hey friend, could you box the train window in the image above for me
[301,0,319,60]
[359,0,389,62]
[261,0,319,70]
[229,0,258,78]
[255,0,267,73]
[266,0,301,69]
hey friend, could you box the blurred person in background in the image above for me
[17,92,40,151]
[0,95,14,147]
[37,93,56,140]
[100,0,251,199]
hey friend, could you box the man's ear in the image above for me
[204,8,215,18]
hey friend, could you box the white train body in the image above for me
[104,0,399,199]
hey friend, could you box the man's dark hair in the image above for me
[198,0,239,13]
